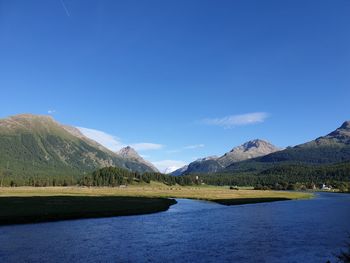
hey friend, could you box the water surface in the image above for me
[0,192,349,263]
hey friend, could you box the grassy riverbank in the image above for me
[0,184,312,225]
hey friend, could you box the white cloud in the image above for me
[77,127,163,153]
[184,144,205,149]
[130,143,164,151]
[48,109,56,114]
[77,127,124,151]
[151,160,187,174]
[166,149,181,154]
[201,112,268,128]
[167,144,205,154]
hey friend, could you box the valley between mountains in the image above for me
[0,114,349,191]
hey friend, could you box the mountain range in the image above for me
[171,139,281,175]
[1,113,349,184]
[223,120,350,173]
[0,114,158,183]
[172,120,350,176]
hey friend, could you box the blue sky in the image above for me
[0,0,349,172]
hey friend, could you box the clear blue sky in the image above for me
[0,0,349,172]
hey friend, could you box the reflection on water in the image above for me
[0,193,349,263]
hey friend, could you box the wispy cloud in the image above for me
[167,144,205,154]
[60,0,71,17]
[184,144,205,150]
[201,112,268,128]
[151,160,187,174]
[130,143,164,151]
[77,127,163,153]
[77,127,123,151]
[166,149,181,154]
[48,109,56,114]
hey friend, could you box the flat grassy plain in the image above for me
[0,184,312,225]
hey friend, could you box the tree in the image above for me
[1,161,11,187]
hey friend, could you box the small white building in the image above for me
[321,184,332,191]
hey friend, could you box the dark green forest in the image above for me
[195,161,350,191]
[0,166,195,187]
[80,166,194,187]
[2,161,349,192]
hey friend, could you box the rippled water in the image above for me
[0,192,349,263]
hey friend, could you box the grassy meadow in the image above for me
[0,183,313,200]
[0,183,313,225]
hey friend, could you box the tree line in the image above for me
[79,166,195,187]
[192,161,350,191]
[1,161,350,192]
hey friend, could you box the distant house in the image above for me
[321,183,332,191]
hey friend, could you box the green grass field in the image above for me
[0,184,313,225]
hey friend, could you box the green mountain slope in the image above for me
[225,121,350,173]
[0,114,156,185]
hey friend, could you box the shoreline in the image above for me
[0,186,313,226]
[213,197,292,205]
[0,196,177,226]
[0,196,300,226]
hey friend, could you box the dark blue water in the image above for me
[0,192,349,263]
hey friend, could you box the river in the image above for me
[0,192,349,263]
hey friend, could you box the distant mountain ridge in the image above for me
[171,139,280,175]
[316,121,350,144]
[2,113,349,185]
[225,121,350,173]
[217,139,281,167]
[170,165,189,176]
[0,114,157,184]
[173,121,350,176]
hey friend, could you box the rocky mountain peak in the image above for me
[171,139,281,176]
[196,156,218,162]
[218,139,280,166]
[239,139,270,151]
[340,121,350,130]
[325,120,350,142]
[117,146,159,173]
[229,139,278,154]
[118,146,139,158]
